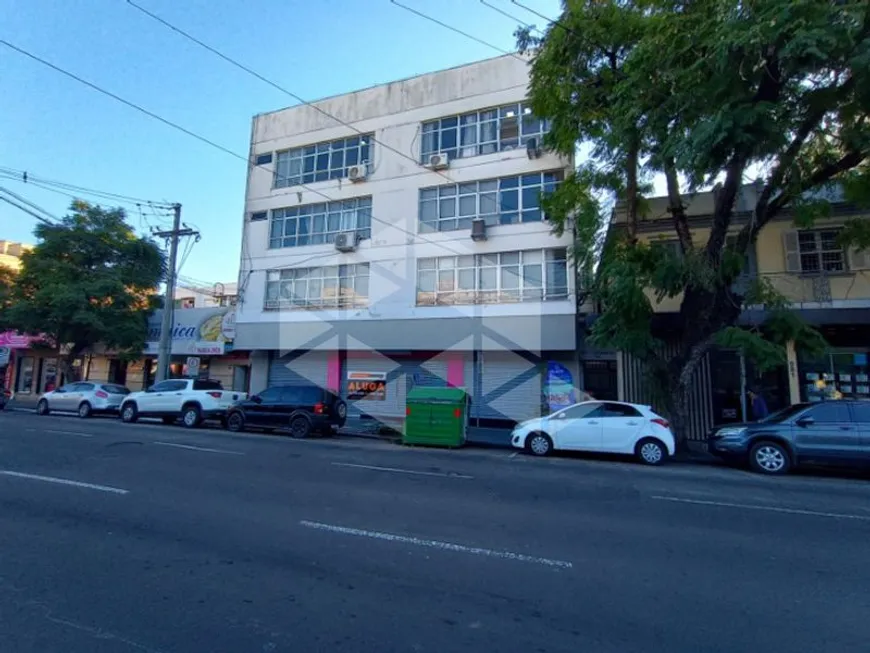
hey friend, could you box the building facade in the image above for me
[174,282,238,309]
[234,55,586,431]
[610,183,870,439]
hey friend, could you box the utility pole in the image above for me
[153,204,199,383]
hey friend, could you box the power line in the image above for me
[389,0,525,61]
[0,185,59,223]
[479,0,543,33]
[0,37,477,263]
[0,192,56,225]
[126,0,481,192]
[0,165,175,208]
[509,0,576,36]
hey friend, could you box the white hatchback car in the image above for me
[511,400,675,464]
[36,382,131,418]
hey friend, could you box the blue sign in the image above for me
[544,362,576,412]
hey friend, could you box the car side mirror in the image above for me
[251,395,262,404]
[796,416,815,427]
[145,386,155,393]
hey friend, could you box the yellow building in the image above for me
[606,182,870,439]
[0,240,32,272]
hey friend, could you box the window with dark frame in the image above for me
[274,135,373,188]
[797,230,845,273]
[421,102,550,162]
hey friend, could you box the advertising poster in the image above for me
[347,371,387,401]
[544,362,577,412]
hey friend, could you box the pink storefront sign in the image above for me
[0,331,41,349]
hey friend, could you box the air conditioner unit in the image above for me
[526,137,542,159]
[334,231,359,252]
[347,164,368,182]
[471,218,487,242]
[426,152,450,170]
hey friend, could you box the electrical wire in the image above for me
[0,185,59,223]
[0,192,56,225]
[0,38,478,263]
[0,165,175,208]
[509,0,577,36]
[389,0,525,61]
[479,0,543,33]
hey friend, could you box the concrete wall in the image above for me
[237,54,576,345]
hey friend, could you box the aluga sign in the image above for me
[143,307,236,356]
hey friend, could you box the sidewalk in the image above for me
[3,395,40,412]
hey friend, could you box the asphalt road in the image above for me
[1,410,869,653]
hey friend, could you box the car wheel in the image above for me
[181,405,201,429]
[635,437,667,465]
[161,417,176,426]
[336,402,347,420]
[749,441,790,475]
[226,412,245,433]
[289,415,312,439]
[36,399,50,416]
[78,402,92,419]
[525,432,553,456]
[120,402,138,423]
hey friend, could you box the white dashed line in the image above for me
[154,441,244,456]
[0,470,129,495]
[650,495,870,521]
[299,520,572,569]
[331,462,473,479]
[44,429,94,438]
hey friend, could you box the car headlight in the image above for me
[716,427,746,437]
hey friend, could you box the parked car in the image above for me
[36,382,131,418]
[511,400,675,464]
[708,400,870,475]
[119,379,247,428]
[224,384,347,438]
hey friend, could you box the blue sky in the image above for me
[1,0,561,286]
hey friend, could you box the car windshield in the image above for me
[759,404,810,423]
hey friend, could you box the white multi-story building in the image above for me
[174,282,238,309]
[234,54,584,429]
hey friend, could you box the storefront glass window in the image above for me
[17,357,34,393]
[798,349,870,401]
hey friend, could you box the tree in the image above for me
[5,201,165,381]
[0,263,14,326]
[519,0,870,445]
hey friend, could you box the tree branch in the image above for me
[663,157,692,251]
[767,149,866,218]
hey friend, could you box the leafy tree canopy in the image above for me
[519,0,870,442]
[5,201,165,380]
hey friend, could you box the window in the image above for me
[77,383,95,392]
[282,386,324,405]
[419,172,562,233]
[599,402,641,418]
[274,135,373,188]
[269,197,372,249]
[417,249,569,305]
[798,230,845,273]
[150,380,184,393]
[101,384,130,395]
[257,387,284,403]
[265,264,370,310]
[193,380,223,391]
[803,402,851,423]
[255,152,273,166]
[421,102,550,161]
[560,403,600,419]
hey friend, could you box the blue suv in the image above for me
[708,401,870,475]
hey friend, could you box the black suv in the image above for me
[225,384,347,437]
[708,400,870,475]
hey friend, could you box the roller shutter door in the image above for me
[343,356,404,420]
[476,352,543,423]
[268,351,329,388]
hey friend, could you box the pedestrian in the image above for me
[747,386,769,421]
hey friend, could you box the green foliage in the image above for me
[0,264,14,327]
[522,0,869,425]
[5,201,165,377]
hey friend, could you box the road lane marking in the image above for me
[299,520,572,569]
[651,495,870,521]
[331,461,473,479]
[0,471,129,495]
[154,441,244,456]
[45,429,94,438]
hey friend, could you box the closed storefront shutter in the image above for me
[343,356,404,420]
[268,351,329,388]
[475,352,542,424]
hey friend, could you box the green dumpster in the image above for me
[403,386,469,448]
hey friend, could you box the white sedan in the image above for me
[511,400,675,465]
